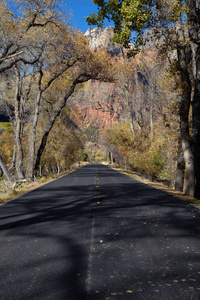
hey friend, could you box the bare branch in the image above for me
[0,51,24,63]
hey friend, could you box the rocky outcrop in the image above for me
[71,28,161,142]
[85,26,123,56]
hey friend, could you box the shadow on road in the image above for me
[1,164,200,299]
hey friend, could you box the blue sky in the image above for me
[66,0,113,33]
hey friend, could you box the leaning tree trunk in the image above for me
[34,77,82,174]
[34,71,110,175]
[34,118,56,175]
[0,155,15,185]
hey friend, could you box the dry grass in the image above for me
[0,166,80,206]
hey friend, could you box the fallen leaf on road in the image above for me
[111,292,118,296]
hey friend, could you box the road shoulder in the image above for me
[112,166,200,210]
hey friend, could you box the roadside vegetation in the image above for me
[1,0,200,201]
[0,0,113,196]
[87,0,200,199]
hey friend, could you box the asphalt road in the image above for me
[0,164,200,300]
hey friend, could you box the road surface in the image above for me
[0,164,200,300]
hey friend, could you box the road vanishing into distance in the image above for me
[1,164,200,300]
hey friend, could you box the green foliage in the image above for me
[0,125,14,164]
[87,0,155,53]
[128,134,166,178]
[80,151,88,162]
[16,181,29,189]
[105,122,169,179]
[0,122,13,132]
[40,116,85,173]
[94,148,104,163]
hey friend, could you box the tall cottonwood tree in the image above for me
[0,0,60,183]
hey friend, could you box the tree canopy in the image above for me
[87,0,200,198]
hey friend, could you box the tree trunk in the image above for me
[185,0,200,198]
[34,120,55,175]
[14,67,25,180]
[0,155,15,185]
[179,73,195,197]
[150,95,153,140]
[10,145,16,169]
[176,19,195,197]
[192,45,200,198]
[175,143,185,192]
[34,76,88,175]
[110,151,113,165]
[124,157,127,171]
[26,90,42,180]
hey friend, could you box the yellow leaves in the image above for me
[126,290,133,293]
[111,292,118,296]
[0,126,14,164]
[41,115,84,170]
[106,122,134,154]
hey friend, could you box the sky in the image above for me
[65,0,113,34]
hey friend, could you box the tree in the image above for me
[0,0,58,74]
[86,0,154,53]
[186,0,200,198]
[40,112,85,174]
[34,47,113,175]
[0,0,62,183]
[0,0,114,184]
[87,0,199,197]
